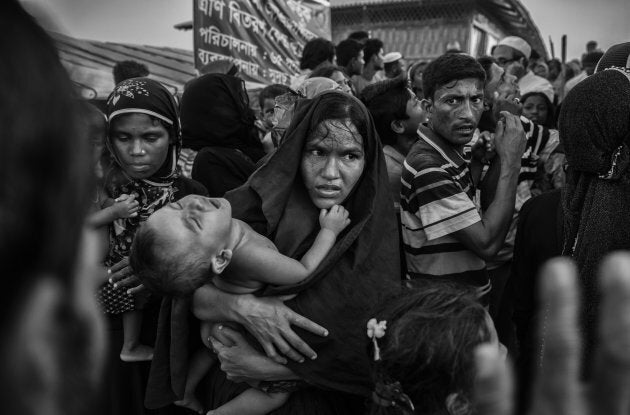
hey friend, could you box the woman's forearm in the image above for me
[192,283,247,322]
[260,362,300,381]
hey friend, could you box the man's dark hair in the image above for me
[363,38,384,65]
[300,38,335,70]
[422,53,486,100]
[130,223,210,297]
[347,30,369,44]
[112,60,150,85]
[362,78,410,146]
[258,83,292,109]
[336,39,364,68]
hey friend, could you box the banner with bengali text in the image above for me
[193,0,331,87]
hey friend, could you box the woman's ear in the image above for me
[445,393,471,415]
[421,98,432,115]
[390,119,406,135]
[211,249,233,274]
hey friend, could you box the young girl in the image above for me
[366,282,506,415]
[129,194,350,414]
[82,103,150,362]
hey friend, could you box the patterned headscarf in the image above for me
[103,77,182,266]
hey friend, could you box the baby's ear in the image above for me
[211,249,232,274]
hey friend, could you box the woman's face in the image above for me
[301,119,365,209]
[522,95,549,125]
[110,113,171,180]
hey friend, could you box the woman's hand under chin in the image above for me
[208,325,299,383]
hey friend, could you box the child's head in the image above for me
[258,84,292,131]
[362,77,426,146]
[130,195,234,296]
[368,282,504,415]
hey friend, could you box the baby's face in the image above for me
[147,195,233,259]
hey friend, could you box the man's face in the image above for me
[373,48,385,70]
[351,50,365,76]
[402,89,427,133]
[424,78,485,149]
[492,45,526,79]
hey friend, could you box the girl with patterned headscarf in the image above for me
[97,77,207,364]
[560,66,630,371]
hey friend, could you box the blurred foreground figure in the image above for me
[0,1,105,414]
[474,254,630,415]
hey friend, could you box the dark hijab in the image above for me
[560,68,630,364]
[146,91,401,411]
[181,73,264,162]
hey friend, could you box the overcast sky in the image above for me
[24,0,630,61]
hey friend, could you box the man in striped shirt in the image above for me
[401,53,526,298]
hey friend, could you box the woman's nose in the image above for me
[322,156,340,179]
[130,139,145,156]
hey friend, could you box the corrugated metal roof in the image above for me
[51,31,196,100]
[51,31,265,100]
[331,0,411,6]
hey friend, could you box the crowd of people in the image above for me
[3,1,630,414]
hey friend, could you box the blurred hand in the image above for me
[474,253,630,415]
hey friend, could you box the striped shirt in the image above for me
[400,125,489,291]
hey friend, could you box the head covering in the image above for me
[595,42,630,73]
[560,68,630,364]
[296,77,341,98]
[145,91,401,408]
[497,36,532,59]
[383,52,402,64]
[180,73,264,162]
[103,77,182,265]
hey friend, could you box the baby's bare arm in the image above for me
[86,204,123,228]
[235,206,349,286]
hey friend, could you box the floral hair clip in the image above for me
[367,318,387,361]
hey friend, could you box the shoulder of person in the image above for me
[405,141,445,169]
[174,177,209,198]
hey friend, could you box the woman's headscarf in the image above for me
[560,67,630,363]
[180,73,264,162]
[296,76,340,98]
[145,91,401,408]
[103,77,182,266]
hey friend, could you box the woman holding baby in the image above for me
[143,90,402,414]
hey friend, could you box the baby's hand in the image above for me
[319,205,350,235]
[112,194,139,219]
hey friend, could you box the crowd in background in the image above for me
[3,1,630,414]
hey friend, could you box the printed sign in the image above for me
[193,0,331,86]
